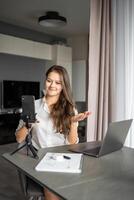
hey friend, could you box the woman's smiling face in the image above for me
[45,71,63,97]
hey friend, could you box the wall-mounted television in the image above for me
[2,80,40,109]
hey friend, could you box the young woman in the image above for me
[16,65,91,200]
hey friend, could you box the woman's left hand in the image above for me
[71,111,91,123]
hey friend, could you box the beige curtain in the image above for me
[87,0,114,141]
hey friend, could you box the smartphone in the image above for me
[21,95,36,123]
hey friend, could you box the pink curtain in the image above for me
[87,0,114,141]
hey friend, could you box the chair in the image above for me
[18,170,44,200]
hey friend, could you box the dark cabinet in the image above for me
[76,102,87,143]
[78,121,87,143]
[0,113,20,144]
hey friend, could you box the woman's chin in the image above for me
[47,92,59,97]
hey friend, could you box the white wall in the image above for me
[67,35,88,101]
[67,35,88,61]
[0,35,72,93]
[72,60,86,101]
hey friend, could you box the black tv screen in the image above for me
[3,80,40,108]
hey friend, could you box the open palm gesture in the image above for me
[71,111,91,123]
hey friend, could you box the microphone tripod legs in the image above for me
[10,143,27,155]
[11,134,38,159]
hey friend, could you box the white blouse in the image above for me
[16,98,79,150]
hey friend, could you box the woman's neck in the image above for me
[44,95,59,107]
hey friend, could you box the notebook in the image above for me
[35,152,83,173]
[69,119,133,157]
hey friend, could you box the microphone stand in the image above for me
[11,115,38,159]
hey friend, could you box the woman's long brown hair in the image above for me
[45,65,75,135]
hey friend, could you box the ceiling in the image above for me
[0,0,90,38]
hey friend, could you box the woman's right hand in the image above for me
[16,126,29,143]
[71,111,91,123]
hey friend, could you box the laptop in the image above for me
[69,119,133,157]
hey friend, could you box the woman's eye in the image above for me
[56,82,61,85]
[47,79,51,82]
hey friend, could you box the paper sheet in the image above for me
[35,152,83,173]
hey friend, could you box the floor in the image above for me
[0,142,24,200]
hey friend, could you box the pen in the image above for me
[63,155,71,160]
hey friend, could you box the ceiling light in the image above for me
[38,11,67,28]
